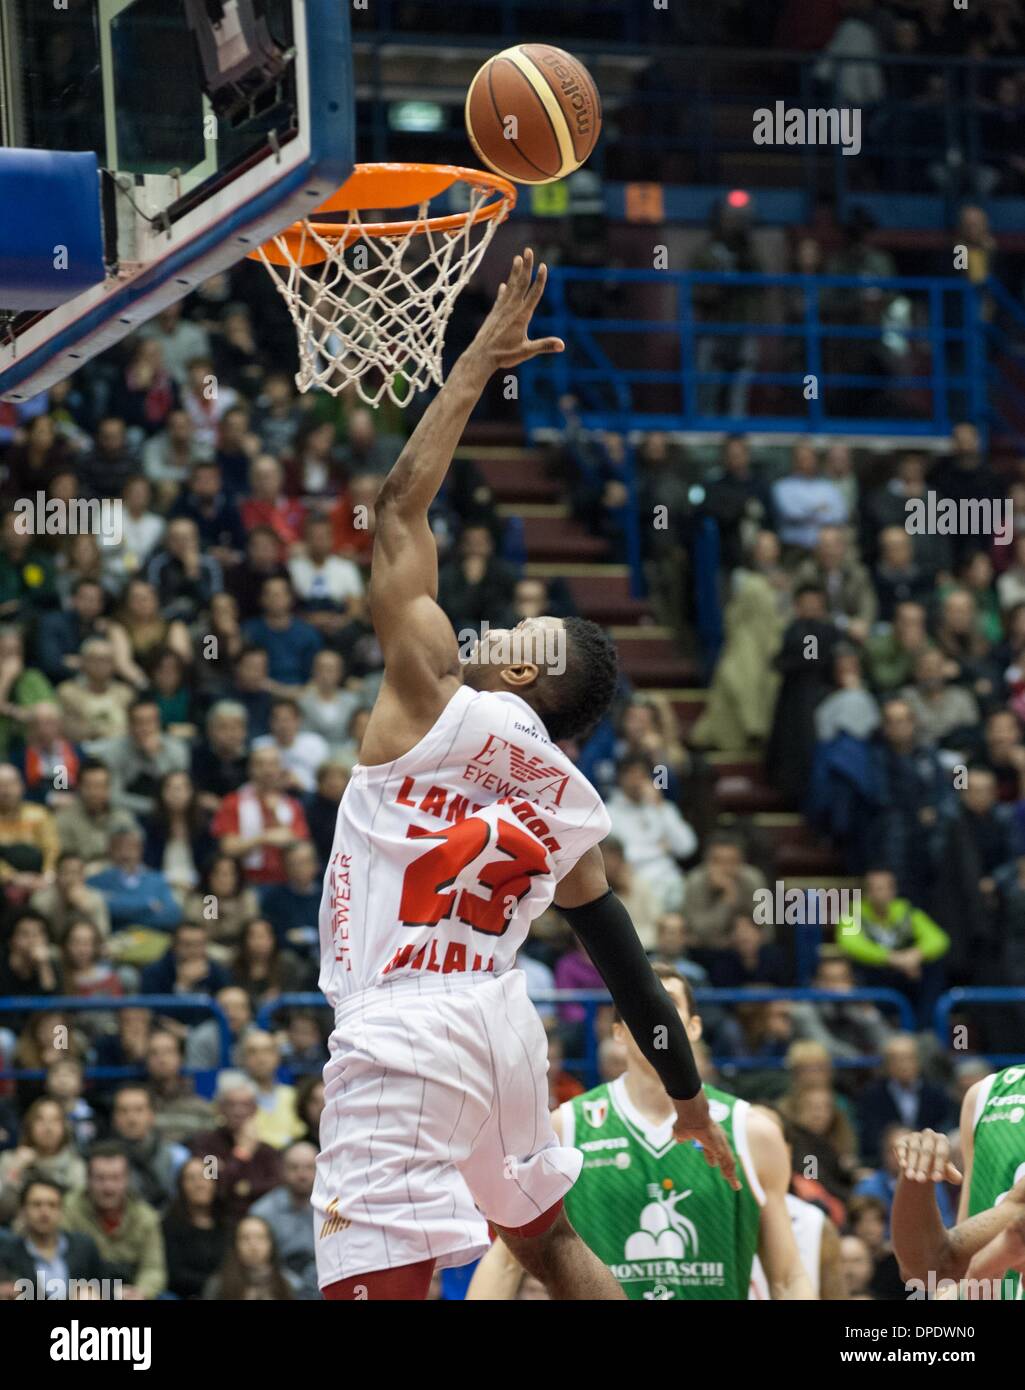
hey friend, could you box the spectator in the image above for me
[839,1235,875,1300]
[862,452,953,577]
[34,577,108,686]
[293,1076,324,1150]
[0,763,60,891]
[814,644,880,742]
[107,581,193,692]
[0,627,54,763]
[144,1030,215,1147]
[253,371,303,458]
[77,417,140,500]
[225,527,290,624]
[169,459,246,565]
[87,826,183,952]
[681,833,769,951]
[935,766,1017,988]
[54,761,139,872]
[852,1121,956,1230]
[872,526,934,625]
[437,524,518,636]
[0,1098,86,1207]
[202,1214,296,1300]
[109,338,179,437]
[142,408,212,508]
[184,985,256,1072]
[181,358,238,456]
[261,841,323,952]
[0,1175,107,1298]
[140,302,212,387]
[789,950,895,1060]
[60,918,124,1007]
[794,526,876,642]
[240,1031,305,1150]
[702,436,772,573]
[92,1005,153,1081]
[857,1036,952,1167]
[85,697,190,819]
[249,1140,319,1299]
[109,1084,189,1214]
[191,701,249,813]
[837,868,949,1027]
[188,1073,283,1224]
[56,637,134,743]
[689,199,762,417]
[284,416,340,496]
[766,584,839,803]
[232,916,312,1011]
[44,1057,97,1152]
[298,649,364,751]
[142,769,215,896]
[182,854,261,959]
[213,403,257,499]
[771,443,848,554]
[227,646,274,741]
[254,698,329,795]
[146,517,222,622]
[62,1142,167,1298]
[243,577,322,690]
[898,647,979,751]
[211,746,310,888]
[288,515,364,639]
[931,421,1001,566]
[30,851,111,941]
[161,1155,226,1300]
[0,911,59,1022]
[979,708,1025,803]
[305,761,350,865]
[11,700,79,804]
[703,911,790,987]
[240,455,306,547]
[605,755,697,910]
[787,1084,855,1206]
[864,600,932,694]
[139,921,230,1000]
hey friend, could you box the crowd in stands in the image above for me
[0,211,1021,1298]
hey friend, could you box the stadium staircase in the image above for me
[461,421,851,897]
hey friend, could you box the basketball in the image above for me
[465,44,601,185]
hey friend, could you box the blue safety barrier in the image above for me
[933,990,1025,1071]
[0,994,233,1097]
[519,268,998,439]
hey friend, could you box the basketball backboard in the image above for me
[0,0,354,402]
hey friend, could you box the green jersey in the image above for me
[560,1077,762,1300]
[967,1065,1025,1300]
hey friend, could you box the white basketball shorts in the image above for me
[313,968,582,1286]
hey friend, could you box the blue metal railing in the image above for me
[0,995,233,1094]
[4,987,1018,1093]
[520,268,995,438]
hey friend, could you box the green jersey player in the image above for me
[468,965,814,1301]
[892,1064,1025,1299]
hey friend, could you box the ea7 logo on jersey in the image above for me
[464,734,570,809]
[583,1098,609,1128]
[319,1198,351,1240]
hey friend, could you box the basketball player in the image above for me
[466,965,813,1300]
[314,251,737,1303]
[891,1063,1025,1299]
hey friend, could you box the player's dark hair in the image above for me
[534,617,617,743]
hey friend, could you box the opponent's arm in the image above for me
[464,1237,528,1301]
[889,1108,1023,1288]
[362,251,562,764]
[554,846,739,1190]
[748,1108,816,1299]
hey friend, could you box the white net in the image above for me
[257,177,513,408]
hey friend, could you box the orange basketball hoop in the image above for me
[250,162,517,407]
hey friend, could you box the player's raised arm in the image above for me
[362,250,564,760]
[554,845,740,1190]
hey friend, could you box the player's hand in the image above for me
[965,1214,1025,1291]
[893,1128,962,1185]
[472,249,565,371]
[673,1094,741,1191]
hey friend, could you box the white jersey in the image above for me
[749,1192,824,1299]
[317,684,611,1007]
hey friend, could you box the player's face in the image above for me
[615,979,701,1081]
[463,616,565,684]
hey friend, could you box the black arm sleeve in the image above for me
[558,889,701,1101]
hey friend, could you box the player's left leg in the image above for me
[322,1259,436,1301]
[494,1204,625,1300]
